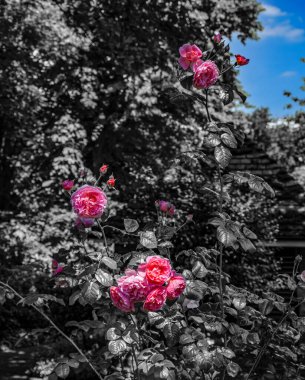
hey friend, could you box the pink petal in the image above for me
[178,57,190,70]
[191,59,203,72]
[191,44,202,57]
[179,44,191,57]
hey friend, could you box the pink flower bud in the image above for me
[213,33,222,43]
[62,179,74,191]
[99,164,109,174]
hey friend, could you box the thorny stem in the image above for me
[97,220,110,259]
[0,281,103,380]
[131,344,141,380]
[204,90,226,379]
[246,259,302,380]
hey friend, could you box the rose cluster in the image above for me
[110,256,186,313]
[178,39,249,89]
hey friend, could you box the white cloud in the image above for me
[260,21,305,41]
[262,4,286,17]
[280,71,297,77]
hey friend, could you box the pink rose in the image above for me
[110,286,135,313]
[166,274,186,300]
[193,60,219,89]
[144,256,172,286]
[75,217,95,229]
[178,44,203,71]
[117,270,152,302]
[62,179,74,191]
[71,185,107,219]
[143,287,167,312]
[300,271,305,282]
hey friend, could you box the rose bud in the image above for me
[235,54,249,66]
[107,177,116,187]
[213,33,222,43]
[168,204,176,216]
[99,164,109,174]
[62,179,74,191]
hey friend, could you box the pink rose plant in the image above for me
[71,185,107,219]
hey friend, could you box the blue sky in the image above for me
[231,0,305,117]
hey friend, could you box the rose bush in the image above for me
[1,36,305,380]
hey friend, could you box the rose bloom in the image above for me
[235,54,249,66]
[62,179,74,191]
[75,217,95,229]
[178,44,203,71]
[110,286,135,313]
[166,274,186,300]
[117,269,152,302]
[143,256,172,285]
[71,185,107,218]
[193,60,219,89]
[300,270,305,282]
[143,287,167,312]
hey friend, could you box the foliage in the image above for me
[1,25,305,380]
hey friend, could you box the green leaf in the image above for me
[81,281,101,303]
[233,297,246,310]
[101,257,117,270]
[182,344,199,359]
[180,75,193,90]
[163,322,180,346]
[124,219,139,233]
[239,238,256,253]
[69,290,80,306]
[233,86,247,103]
[204,133,221,147]
[48,374,58,380]
[140,231,157,249]
[217,225,236,247]
[108,339,127,355]
[95,269,113,287]
[67,359,79,368]
[219,84,234,105]
[55,363,70,379]
[192,261,208,279]
[224,171,275,197]
[214,145,232,168]
[106,327,121,341]
[221,133,237,149]
[242,227,257,240]
[258,299,274,315]
[226,361,240,377]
